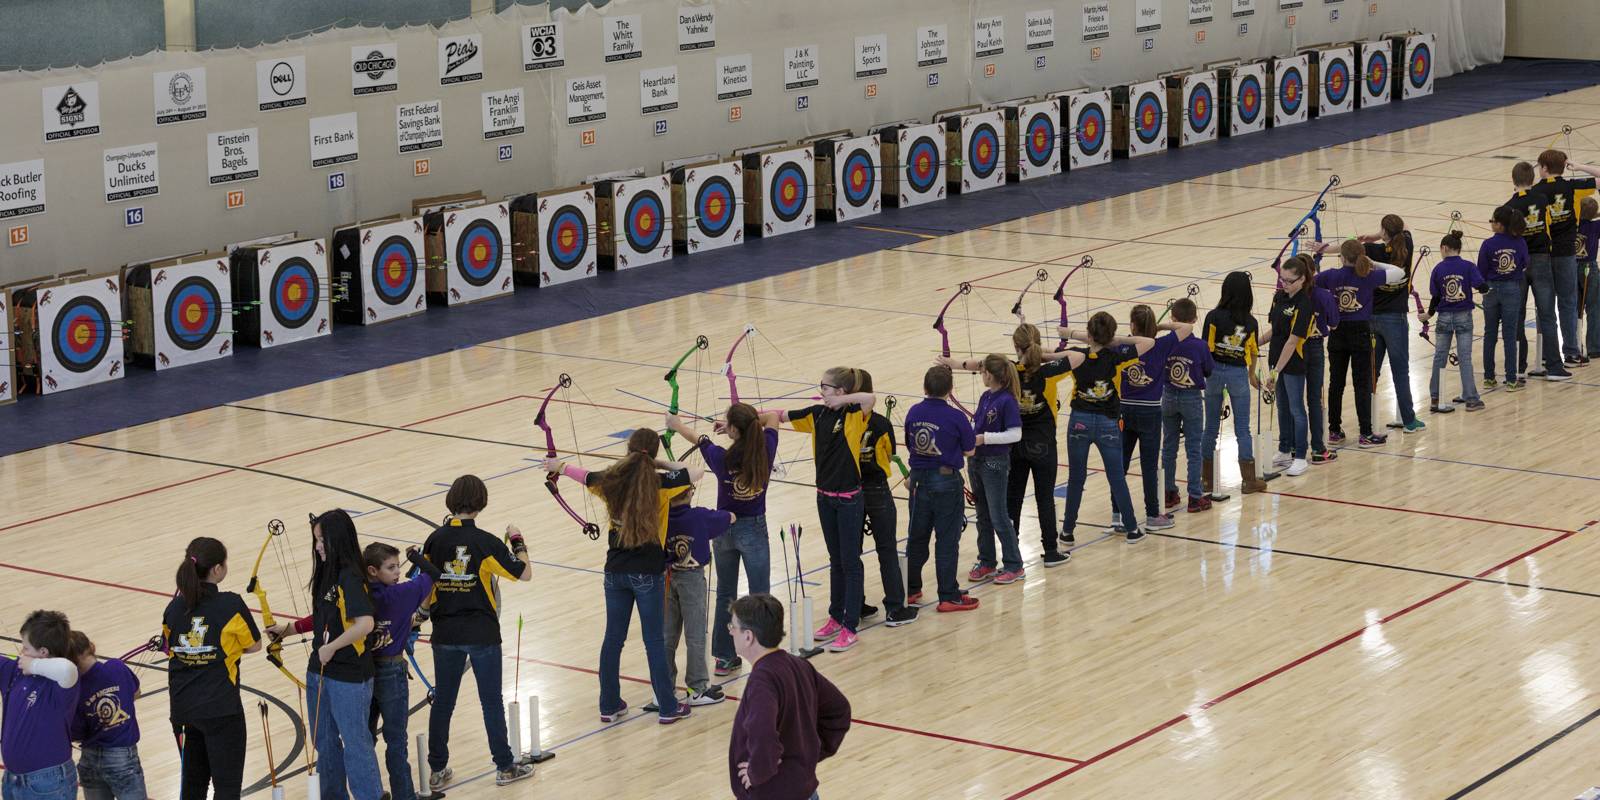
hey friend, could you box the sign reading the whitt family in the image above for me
[603,15,643,62]
[482,89,526,138]
[523,23,565,70]
[103,143,160,203]
[678,6,715,50]
[855,34,888,78]
[784,45,820,90]
[154,68,207,125]
[396,101,443,153]
[716,54,753,101]
[309,113,359,168]
[256,56,307,112]
[1233,0,1256,17]
[0,160,46,219]
[1190,2,1216,24]
[1136,0,1164,31]
[351,44,399,95]
[567,76,608,124]
[438,34,484,85]
[1082,3,1111,41]
[207,128,260,184]
[640,66,679,114]
[917,25,949,67]
[42,82,101,141]
[974,16,1005,58]
[1026,10,1056,49]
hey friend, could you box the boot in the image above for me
[1202,457,1215,495]
[1240,458,1268,494]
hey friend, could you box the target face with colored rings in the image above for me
[51,296,112,373]
[1237,75,1263,124]
[1025,112,1056,167]
[694,177,736,238]
[769,162,808,222]
[1409,44,1431,88]
[1278,68,1304,115]
[967,124,1000,179]
[269,257,320,329]
[841,148,876,207]
[1366,52,1389,96]
[371,236,417,305]
[454,220,503,287]
[624,191,666,253]
[1076,105,1107,155]
[164,276,222,351]
[1325,59,1352,105]
[1134,92,1163,144]
[1188,83,1214,132]
[905,136,941,194]
[546,205,589,270]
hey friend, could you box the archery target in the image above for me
[831,135,880,221]
[372,237,418,305]
[678,162,741,255]
[1318,47,1356,117]
[255,238,329,348]
[1126,80,1167,158]
[759,147,814,237]
[442,203,513,305]
[896,123,945,208]
[1182,72,1219,147]
[626,191,666,252]
[1403,34,1434,99]
[39,275,123,393]
[696,178,736,238]
[1228,64,1267,137]
[152,259,230,370]
[359,218,426,325]
[1016,100,1060,180]
[1360,41,1391,108]
[1272,56,1309,128]
[1067,91,1112,170]
[959,111,1006,193]
[608,175,674,269]
[534,188,598,287]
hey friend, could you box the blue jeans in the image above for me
[78,745,146,800]
[969,454,1022,572]
[2,762,76,800]
[1119,403,1162,519]
[428,643,512,772]
[600,572,681,719]
[369,658,416,800]
[1275,373,1309,458]
[1202,363,1253,460]
[710,514,771,663]
[1430,310,1479,402]
[905,468,966,602]
[1526,253,1562,371]
[1370,312,1417,425]
[815,492,865,632]
[1063,411,1138,536]
[1584,261,1600,355]
[1554,254,1582,358]
[306,672,382,800]
[1482,277,1524,383]
[1161,388,1204,499]
[1278,341,1327,453]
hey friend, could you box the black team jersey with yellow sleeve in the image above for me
[1537,175,1599,257]
[1268,290,1316,375]
[1016,358,1073,443]
[1506,189,1552,254]
[307,567,375,682]
[424,518,527,645]
[1202,309,1260,368]
[162,584,260,722]
[587,468,694,574]
[788,404,869,493]
[1368,230,1415,315]
[1066,345,1139,418]
[857,411,895,485]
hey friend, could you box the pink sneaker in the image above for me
[993,569,1025,585]
[826,628,858,652]
[968,563,998,582]
[813,617,843,642]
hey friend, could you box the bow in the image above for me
[1009,269,1050,320]
[883,395,912,484]
[401,561,436,703]
[662,335,710,459]
[932,284,975,417]
[720,324,756,406]
[1157,283,1201,323]
[1272,174,1342,289]
[1050,256,1094,351]
[535,374,602,540]
[245,518,307,691]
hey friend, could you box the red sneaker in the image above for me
[1165,488,1182,511]
[993,569,1025,585]
[967,563,997,582]
[937,595,981,612]
[1186,495,1212,513]
[906,591,923,606]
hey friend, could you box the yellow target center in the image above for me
[287,284,302,302]
[639,211,653,231]
[73,326,90,346]
[1034,131,1046,148]
[560,229,575,248]
[783,184,795,201]
[917,155,930,171]
[1142,109,1154,126]
[185,305,201,325]
[472,242,488,262]
[387,260,403,281]
[1086,121,1098,138]
[708,197,723,216]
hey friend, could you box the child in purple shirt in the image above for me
[68,631,146,800]
[1478,206,1532,387]
[904,365,979,611]
[937,354,1025,583]
[1419,231,1488,412]
[1119,307,1189,531]
[1160,299,1216,513]
[658,489,735,710]
[2,610,82,800]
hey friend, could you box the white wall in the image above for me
[1505,0,1598,60]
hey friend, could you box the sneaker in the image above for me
[1310,450,1337,464]
[1186,495,1213,513]
[1546,369,1573,381]
[906,591,924,605]
[1385,419,1404,429]
[1124,527,1147,544]
[968,563,997,582]
[1430,403,1456,413]
[826,629,858,652]
[429,768,454,792]
[1285,458,1309,476]
[858,604,879,620]
[813,618,843,642]
[1059,531,1076,545]
[1577,356,1591,367]
[1483,377,1498,389]
[496,764,535,786]
[1403,419,1426,433]
[1042,551,1071,567]
[1465,400,1486,411]
[885,606,920,627]
[1529,368,1548,378]
[688,686,726,706]
[1328,429,1347,444]
[1564,355,1582,367]
[1359,433,1387,448]
[1146,514,1175,530]
[1165,487,1182,511]
[713,656,742,677]
[643,697,661,713]
[993,569,1025,584]
[1507,380,1526,393]
[658,704,692,725]
[599,705,628,724]
[1272,451,1293,469]
[936,595,981,612]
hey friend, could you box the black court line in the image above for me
[1443,705,1600,799]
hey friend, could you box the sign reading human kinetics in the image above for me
[1082,3,1111,40]
[103,143,159,203]
[396,101,444,153]
[678,6,714,50]
[256,56,307,112]
[917,25,948,68]
[42,82,101,141]
[716,54,753,101]
[640,66,679,114]
[974,16,1004,58]
[154,68,207,125]
[523,22,565,70]
[0,160,46,219]
[483,89,526,138]
[1136,0,1163,32]
[352,44,399,95]
[567,76,608,124]
[603,15,643,62]
[309,113,359,168]
[439,34,484,85]
[855,34,888,78]
[1025,10,1056,49]
[784,45,820,90]
[208,128,260,184]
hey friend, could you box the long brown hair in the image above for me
[724,402,770,495]
[981,354,1021,399]
[1279,254,1313,288]
[1340,239,1374,277]
[1012,323,1043,374]
[821,366,862,394]
[598,428,663,549]
[1381,214,1410,268]
[1129,304,1156,338]
[176,537,227,610]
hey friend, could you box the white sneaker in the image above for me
[1271,451,1292,468]
[1285,458,1309,476]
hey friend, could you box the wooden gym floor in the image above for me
[5,84,1600,799]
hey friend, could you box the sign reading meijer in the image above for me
[917,25,948,68]
[716,54,753,101]
[256,56,307,112]
[207,128,260,184]
[855,34,888,79]
[396,101,444,153]
[309,113,359,168]
[784,46,820,90]
[567,76,608,124]
[351,44,399,95]
[523,23,565,71]
[678,6,715,51]
[640,66,679,114]
[603,15,643,62]
[103,143,160,203]
[439,34,484,85]
[0,160,47,219]
[482,88,526,139]
[42,82,101,141]
[154,69,207,125]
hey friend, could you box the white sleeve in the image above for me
[1374,262,1406,285]
[985,426,1023,445]
[27,657,78,689]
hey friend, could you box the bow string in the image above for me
[662,335,710,459]
[535,374,602,540]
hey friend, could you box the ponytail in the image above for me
[981,354,1022,400]
[1441,230,1463,253]
[1129,304,1156,338]
[725,403,770,495]
[598,428,663,549]
[1012,324,1043,374]
[177,537,228,610]
[1340,239,1374,278]
[1493,205,1525,237]
[1381,214,1410,268]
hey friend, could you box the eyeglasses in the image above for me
[819,383,841,392]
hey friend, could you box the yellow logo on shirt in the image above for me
[1166,359,1196,389]
[173,617,213,655]
[1443,274,1468,303]
[87,686,132,729]
[1124,362,1153,389]
[1217,325,1250,357]
[1550,193,1569,223]
[1080,379,1115,402]
[1335,286,1361,313]
[1525,206,1544,232]
[1495,250,1517,275]
[442,546,474,583]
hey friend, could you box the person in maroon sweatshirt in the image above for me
[727,594,851,800]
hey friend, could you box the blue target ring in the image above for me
[1409,43,1431,89]
[1188,82,1214,132]
[1278,67,1305,116]
[1366,51,1389,97]
[840,148,876,208]
[51,296,111,373]
[1237,74,1263,125]
[1076,104,1107,156]
[1325,58,1352,106]
[694,177,736,238]
[1024,112,1056,167]
[769,162,808,222]
[164,276,221,351]
[1134,92,1164,144]
[905,136,941,195]
[967,123,1000,179]
[455,220,503,287]
[269,257,319,329]
[546,205,589,271]
[624,190,666,254]
[371,236,417,306]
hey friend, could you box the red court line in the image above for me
[0,469,233,535]
[0,560,175,598]
[1265,490,1570,533]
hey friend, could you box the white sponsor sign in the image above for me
[678,6,715,50]
[351,44,399,95]
[482,88,526,138]
[639,66,679,114]
[784,45,820,90]
[256,56,307,112]
[103,143,159,203]
[396,100,444,153]
[567,76,608,124]
[522,23,565,70]
[603,15,643,62]
[1189,2,1216,23]
[42,82,101,141]
[917,25,949,68]
[309,113,359,168]
[1280,0,1304,9]
[208,128,260,184]
[1025,10,1056,50]
[974,16,1004,58]
[1233,0,1256,17]
[154,68,207,125]
[1082,2,1111,40]
[0,160,47,219]
[1137,0,1163,32]
[716,54,753,101]
[855,34,888,78]
[439,34,484,85]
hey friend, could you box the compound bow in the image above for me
[534,374,602,540]
[720,324,757,406]
[1009,269,1050,320]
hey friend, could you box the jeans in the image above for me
[1279,340,1327,452]
[428,643,513,772]
[174,714,246,800]
[1370,312,1417,425]
[1275,373,1309,458]
[1482,277,1524,383]
[1,762,77,800]
[968,454,1022,572]
[1554,254,1582,358]
[664,567,709,692]
[1007,436,1059,554]
[1430,310,1480,403]
[1161,389,1204,499]
[600,572,681,719]
[710,514,770,663]
[862,481,906,610]
[1119,403,1163,519]
[1063,412,1138,536]
[1584,261,1600,355]
[368,658,416,800]
[1526,253,1562,371]
[1202,363,1254,461]
[815,492,865,632]
[905,469,966,603]
[307,672,382,800]
[79,745,147,800]
[1327,320,1374,436]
